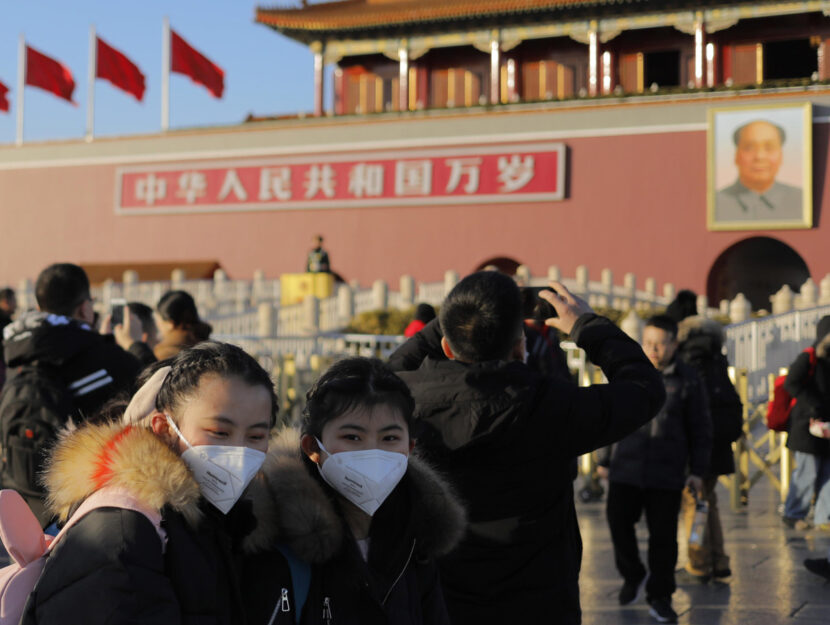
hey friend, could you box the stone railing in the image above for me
[9,264,687,338]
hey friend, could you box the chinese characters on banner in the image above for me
[117,143,565,214]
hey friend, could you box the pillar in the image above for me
[706,42,716,87]
[770,285,794,314]
[400,275,416,307]
[601,51,615,95]
[694,17,706,88]
[490,38,501,105]
[798,278,817,309]
[313,42,325,117]
[729,293,751,323]
[547,265,562,284]
[820,274,830,305]
[337,283,355,322]
[588,24,599,97]
[576,265,589,294]
[503,58,516,103]
[621,310,644,342]
[303,296,320,336]
[623,273,636,309]
[334,67,345,115]
[372,280,388,310]
[399,48,409,111]
[515,264,531,287]
[444,270,459,296]
[258,302,275,337]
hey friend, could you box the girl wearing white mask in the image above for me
[243,357,466,625]
[20,341,278,625]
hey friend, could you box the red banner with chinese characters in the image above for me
[116,142,565,214]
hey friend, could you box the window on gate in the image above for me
[764,38,818,80]
[644,50,680,88]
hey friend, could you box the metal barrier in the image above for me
[720,368,794,511]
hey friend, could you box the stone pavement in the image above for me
[576,477,830,625]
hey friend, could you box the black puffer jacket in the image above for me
[3,312,141,418]
[243,429,466,625]
[784,331,830,456]
[1,312,142,522]
[390,314,666,625]
[21,422,254,625]
[597,359,712,490]
[678,316,743,476]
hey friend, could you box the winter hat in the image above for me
[816,316,830,343]
[666,290,698,322]
[123,366,170,425]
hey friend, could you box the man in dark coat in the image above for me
[597,315,712,624]
[390,272,666,625]
[0,264,143,523]
[782,315,830,530]
[676,315,743,581]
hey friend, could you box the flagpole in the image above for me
[86,24,96,142]
[15,34,25,146]
[161,16,170,131]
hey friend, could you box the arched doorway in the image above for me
[474,256,521,275]
[707,237,809,311]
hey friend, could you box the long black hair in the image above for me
[157,290,212,340]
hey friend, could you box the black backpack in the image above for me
[0,364,74,498]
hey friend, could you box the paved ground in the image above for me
[577,478,830,624]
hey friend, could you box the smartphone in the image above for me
[521,287,558,320]
[110,298,127,327]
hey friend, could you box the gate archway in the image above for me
[474,256,521,275]
[707,237,809,311]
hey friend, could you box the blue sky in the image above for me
[0,1,331,144]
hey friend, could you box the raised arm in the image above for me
[388,317,445,371]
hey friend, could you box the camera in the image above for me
[521,287,558,320]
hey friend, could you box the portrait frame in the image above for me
[707,102,812,231]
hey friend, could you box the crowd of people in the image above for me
[0,263,826,624]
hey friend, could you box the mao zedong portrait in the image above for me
[715,120,803,222]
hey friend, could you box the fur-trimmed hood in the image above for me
[817,333,830,359]
[244,428,467,563]
[678,315,726,345]
[43,421,202,526]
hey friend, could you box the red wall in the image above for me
[1,124,828,295]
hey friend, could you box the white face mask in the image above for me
[166,415,266,514]
[315,438,408,517]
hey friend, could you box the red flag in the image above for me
[171,30,224,98]
[96,37,146,101]
[0,80,9,112]
[25,45,76,104]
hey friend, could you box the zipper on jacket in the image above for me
[266,588,291,625]
[322,597,333,624]
[381,539,417,606]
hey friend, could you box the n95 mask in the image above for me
[166,415,265,514]
[315,438,407,516]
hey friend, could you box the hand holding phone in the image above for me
[110,298,127,328]
[538,281,594,335]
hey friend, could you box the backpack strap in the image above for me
[276,544,311,624]
[47,486,166,554]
